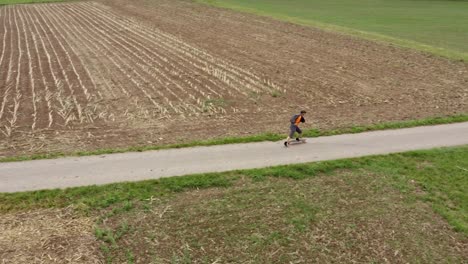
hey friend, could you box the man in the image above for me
[284,110,306,147]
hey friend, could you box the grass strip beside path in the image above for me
[2,114,468,163]
[1,145,467,235]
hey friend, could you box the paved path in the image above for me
[1,122,468,193]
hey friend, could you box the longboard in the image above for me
[285,139,307,147]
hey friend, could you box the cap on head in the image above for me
[300,110,307,114]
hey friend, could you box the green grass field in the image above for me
[197,0,468,61]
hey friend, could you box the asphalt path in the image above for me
[1,122,467,193]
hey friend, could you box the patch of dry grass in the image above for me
[95,173,467,263]
[0,206,103,263]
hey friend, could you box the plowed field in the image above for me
[0,1,467,157]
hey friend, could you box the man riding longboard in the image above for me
[284,110,306,147]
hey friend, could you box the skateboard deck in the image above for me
[285,139,307,146]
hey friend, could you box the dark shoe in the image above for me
[296,137,300,141]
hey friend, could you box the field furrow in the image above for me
[79,3,234,99]
[51,6,173,115]
[23,3,108,128]
[43,6,133,102]
[43,6,152,121]
[45,3,167,116]
[33,6,92,119]
[29,6,88,126]
[80,3,279,113]
[0,7,7,69]
[36,5,109,124]
[39,5,115,101]
[84,2,280,98]
[68,5,204,112]
[17,6,38,131]
[5,6,24,137]
[0,7,13,123]
[21,6,58,128]
[55,5,194,114]
[35,6,98,104]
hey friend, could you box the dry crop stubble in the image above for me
[1,1,467,157]
[0,2,284,156]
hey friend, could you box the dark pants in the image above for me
[289,125,302,138]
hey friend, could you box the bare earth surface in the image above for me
[0,0,467,157]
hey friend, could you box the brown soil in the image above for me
[0,0,467,157]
